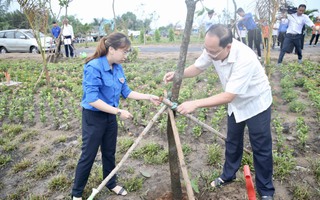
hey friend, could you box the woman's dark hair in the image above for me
[85,32,131,63]
[206,24,233,48]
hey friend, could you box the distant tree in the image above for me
[169,28,175,41]
[139,29,144,43]
[17,0,51,88]
[154,29,160,42]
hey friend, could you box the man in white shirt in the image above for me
[163,24,274,200]
[203,9,218,31]
[277,4,315,64]
[62,18,75,57]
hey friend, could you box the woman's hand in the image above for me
[163,71,175,84]
[118,109,133,120]
[149,95,161,106]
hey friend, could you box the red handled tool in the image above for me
[244,165,256,200]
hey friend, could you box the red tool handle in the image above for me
[244,165,256,200]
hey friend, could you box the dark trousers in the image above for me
[248,29,261,57]
[278,32,286,49]
[64,35,74,57]
[220,106,274,197]
[278,33,302,64]
[310,34,319,45]
[72,109,118,197]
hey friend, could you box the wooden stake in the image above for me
[168,109,195,200]
[87,105,167,200]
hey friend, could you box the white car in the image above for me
[0,29,55,54]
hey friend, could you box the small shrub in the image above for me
[273,149,296,180]
[207,144,222,166]
[288,101,306,113]
[281,89,298,103]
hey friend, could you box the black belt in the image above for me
[286,33,300,36]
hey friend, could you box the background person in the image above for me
[272,21,279,49]
[71,32,160,200]
[277,14,289,50]
[163,24,275,200]
[62,18,75,57]
[203,9,218,31]
[236,7,262,59]
[309,16,320,46]
[51,21,61,53]
[277,4,315,64]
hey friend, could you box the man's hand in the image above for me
[163,71,175,84]
[177,101,198,115]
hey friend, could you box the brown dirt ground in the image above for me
[0,42,320,200]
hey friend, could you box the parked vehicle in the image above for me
[0,29,55,54]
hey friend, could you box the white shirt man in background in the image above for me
[62,18,75,57]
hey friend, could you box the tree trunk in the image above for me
[167,1,199,199]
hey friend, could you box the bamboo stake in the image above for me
[168,109,195,200]
[161,98,251,154]
[87,105,167,200]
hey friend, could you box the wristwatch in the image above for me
[116,109,122,116]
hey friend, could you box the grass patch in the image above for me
[29,160,59,179]
[48,173,72,191]
[132,142,168,164]
[117,137,134,153]
[122,176,145,192]
[1,123,23,138]
[12,158,32,173]
[0,154,11,167]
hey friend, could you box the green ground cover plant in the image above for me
[0,54,319,199]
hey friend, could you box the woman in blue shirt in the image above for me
[71,32,160,199]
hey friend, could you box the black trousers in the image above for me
[64,35,74,57]
[220,106,274,197]
[278,33,302,63]
[278,32,286,49]
[72,109,118,197]
[247,29,261,57]
[310,34,319,45]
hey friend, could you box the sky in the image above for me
[9,0,320,28]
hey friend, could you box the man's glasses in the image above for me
[201,45,224,58]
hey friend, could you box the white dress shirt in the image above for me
[62,24,74,39]
[194,39,272,123]
[286,13,314,34]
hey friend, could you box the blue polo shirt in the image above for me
[81,56,132,111]
[51,26,61,38]
[238,13,257,30]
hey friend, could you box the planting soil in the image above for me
[0,43,320,200]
